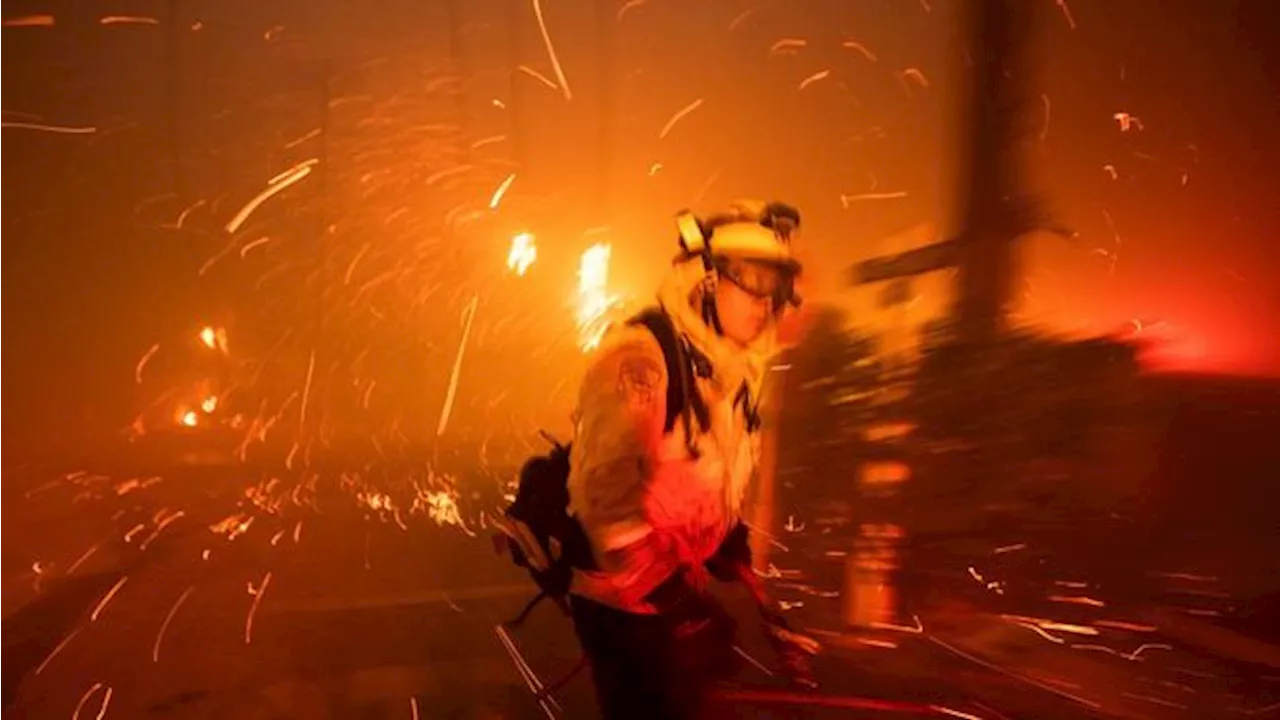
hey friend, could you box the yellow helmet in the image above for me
[675,200,803,309]
[676,199,801,274]
[705,221,801,273]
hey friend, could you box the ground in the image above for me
[4,460,1278,719]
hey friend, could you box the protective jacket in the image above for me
[567,256,779,613]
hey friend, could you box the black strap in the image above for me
[733,383,763,433]
[627,308,710,436]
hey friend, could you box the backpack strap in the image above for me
[627,308,711,440]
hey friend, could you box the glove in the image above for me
[706,523,822,688]
[756,589,821,689]
[764,617,821,689]
[666,581,741,681]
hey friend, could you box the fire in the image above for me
[576,243,617,351]
[201,396,218,413]
[198,326,228,352]
[506,232,537,276]
[179,411,199,427]
[421,489,463,527]
[1113,111,1143,132]
[364,492,393,512]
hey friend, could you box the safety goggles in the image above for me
[717,258,794,306]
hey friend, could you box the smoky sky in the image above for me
[3,0,1277,459]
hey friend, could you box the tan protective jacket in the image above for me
[567,259,778,613]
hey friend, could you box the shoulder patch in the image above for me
[616,353,663,409]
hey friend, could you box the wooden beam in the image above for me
[849,238,962,285]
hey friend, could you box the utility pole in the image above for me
[839,0,1049,628]
[953,0,1038,344]
[848,0,1049,344]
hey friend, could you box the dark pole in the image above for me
[953,0,1039,345]
[847,0,1054,321]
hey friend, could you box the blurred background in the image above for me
[4,0,1279,718]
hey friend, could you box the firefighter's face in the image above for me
[715,260,783,346]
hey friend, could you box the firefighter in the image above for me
[567,200,816,718]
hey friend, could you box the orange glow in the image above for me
[863,423,915,442]
[179,411,199,427]
[861,461,910,484]
[201,396,218,413]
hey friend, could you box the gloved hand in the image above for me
[763,616,821,690]
[704,522,822,687]
[666,581,740,681]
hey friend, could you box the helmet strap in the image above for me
[701,271,724,335]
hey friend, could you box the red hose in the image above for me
[712,688,976,716]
